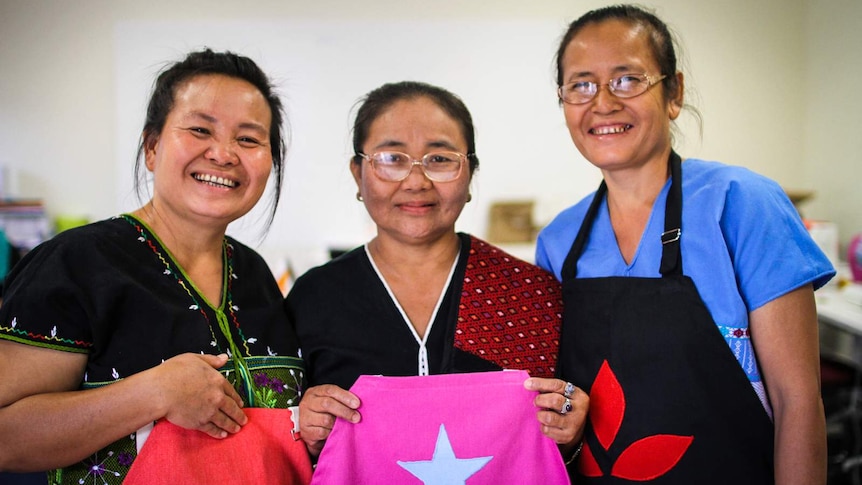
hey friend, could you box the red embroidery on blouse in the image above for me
[454,237,562,378]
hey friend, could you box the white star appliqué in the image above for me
[397,424,493,484]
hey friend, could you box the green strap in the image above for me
[215,308,257,406]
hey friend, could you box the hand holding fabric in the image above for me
[152,353,247,439]
[298,384,361,456]
[525,377,589,451]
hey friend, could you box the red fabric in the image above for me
[124,408,312,485]
[578,360,694,480]
[455,236,563,378]
[590,360,625,451]
[578,441,603,477]
[611,434,695,480]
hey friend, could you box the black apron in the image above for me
[559,153,774,484]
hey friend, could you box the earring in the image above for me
[466,193,472,203]
[356,192,364,202]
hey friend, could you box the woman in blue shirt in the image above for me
[538,5,834,483]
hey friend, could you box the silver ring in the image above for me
[563,382,575,399]
[560,397,572,415]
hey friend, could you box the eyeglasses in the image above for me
[357,151,468,182]
[558,73,666,105]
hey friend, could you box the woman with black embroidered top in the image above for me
[287,81,588,472]
[0,49,309,484]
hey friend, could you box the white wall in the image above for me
[111,16,588,255]
[804,0,862,255]
[1,0,859,271]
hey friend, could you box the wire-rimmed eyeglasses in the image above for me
[357,151,469,182]
[558,73,666,105]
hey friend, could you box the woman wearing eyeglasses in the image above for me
[286,81,588,469]
[536,5,834,484]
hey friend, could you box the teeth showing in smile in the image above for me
[591,125,631,135]
[194,173,236,188]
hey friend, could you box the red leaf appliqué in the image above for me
[611,434,694,481]
[576,441,603,477]
[590,360,625,451]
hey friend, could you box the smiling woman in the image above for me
[0,49,311,484]
[137,73,275,258]
[286,81,589,478]
[536,5,835,484]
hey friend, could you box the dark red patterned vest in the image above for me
[454,236,562,378]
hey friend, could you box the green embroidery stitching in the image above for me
[0,332,89,353]
[120,214,264,407]
[0,318,92,350]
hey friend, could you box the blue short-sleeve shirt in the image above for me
[536,159,835,411]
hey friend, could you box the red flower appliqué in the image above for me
[578,360,694,480]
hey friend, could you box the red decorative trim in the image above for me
[611,434,694,481]
[454,237,562,377]
[585,360,695,479]
[577,441,603,477]
[591,360,625,451]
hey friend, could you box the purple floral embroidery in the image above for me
[253,372,285,394]
[117,452,135,467]
[253,372,268,388]
[270,377,286,393]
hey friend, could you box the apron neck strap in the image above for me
[660,151,683,276]
[561,181,606,280]
[561,151,683,280]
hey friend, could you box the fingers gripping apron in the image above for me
[558,153,774,483]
